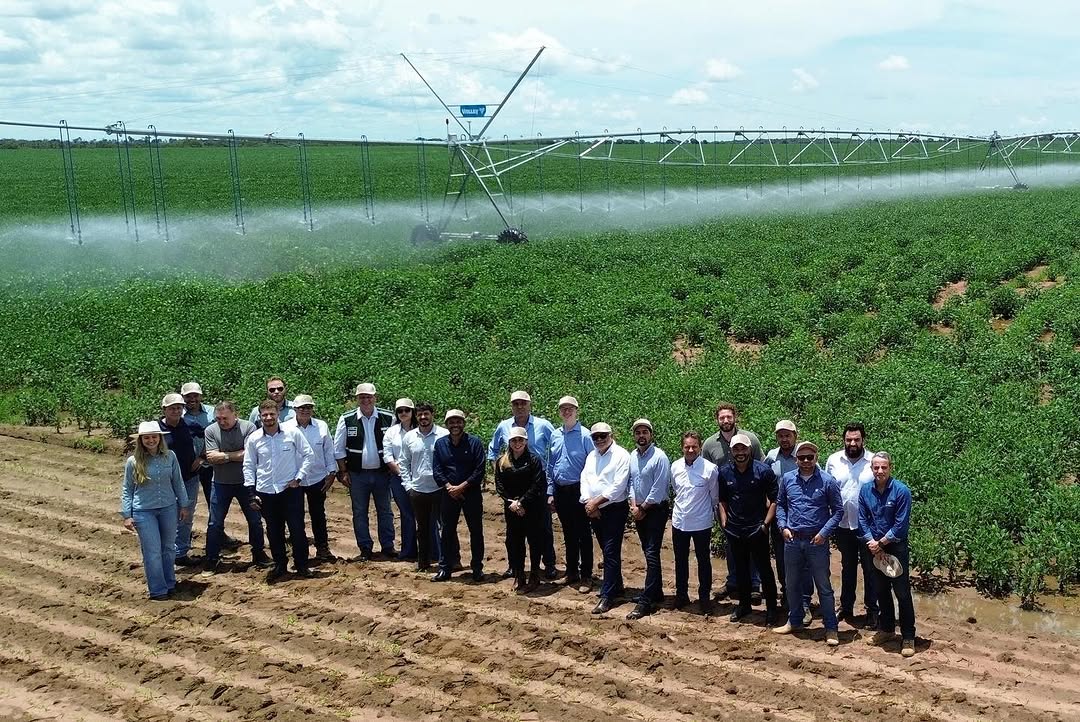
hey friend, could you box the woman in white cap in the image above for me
[383,398,420,561]
[120,422,192,600]
[495,426,548,592]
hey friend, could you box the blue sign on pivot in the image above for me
[459,104,487,118]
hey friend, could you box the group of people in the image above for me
[119,378,917,656]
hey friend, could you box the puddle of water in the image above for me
[914,588,1080,639]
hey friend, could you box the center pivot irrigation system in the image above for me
[5,46,1080,246]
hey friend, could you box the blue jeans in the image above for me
[590,500,628,600]
[205,482,265,562]
[874,541,916,640]
[388,474,417,559]
[773,520,813,607]
[785,536,838,630]
[174,477,200,558]
[634,502,667,604]
[133,504,178,597]
[349,469,395,554]
[672,527,712,602]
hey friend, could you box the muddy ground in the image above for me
[0,432,1078,721]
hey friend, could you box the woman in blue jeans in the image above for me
[120,422,191,600]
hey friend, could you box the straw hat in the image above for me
[130,421,169,439]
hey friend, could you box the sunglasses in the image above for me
[396,408,411,414]
[796,454,816,461]
[268,386,285,392]
[592,433,610,440]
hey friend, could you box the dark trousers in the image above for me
[724,541,760,593]
[302,482,329,549]
[206,482,265,562]
[673,527,712,602]
[591,500,628,600]
[440,488,485,574]
[258,486,308,572]
[409,489,444,568]
[634,502,667,605]
[873,542,916,639]
[504,501,544,577]
[554,484,593,579]
[729,529,779,612]
[835,527,879,614]
[505,504,556,571]
[199,466,215,506]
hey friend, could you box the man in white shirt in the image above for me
[243,400,315,582]
[580,422,631,615]
[670,431,720,615]
[283,395,338,562]
[399,402,450,572]
[334,383,395,562]
[824,421,879,629]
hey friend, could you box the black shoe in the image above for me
[453,562,466,572]
[837,607,854,622]
[314,547,336,562]
[729,606,749,622]
[175,555,201,567]
[502,567,514,579]
[295,568,315,579]
[673,594,691,609]
[201,558,221,577]
[626,603,651,620]
[472,570,484,583]
[544,567,559,581]
[223,535,242,550]
[750,591,763,606]
[716,588,733,601]
[266,566,287,583]
[431,570,452,582]
[252,553,274,569]
[865,611,879,629]
[592,598,613,614]
[398,553,417,562]
[416,563,432,573]
[149,593,170,601]
[357,549,373,562]
[381,548,397,559]
[699,599,714,615]
[565,573,580,586]
[765,610,779,626]
[513,574,527,592]
[527,571,541,592]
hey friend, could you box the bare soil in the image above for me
[932,281,968,309]
[726,337,765,358]
[671,335,704,367]
[0,433,1078,721]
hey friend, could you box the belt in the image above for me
[790,530,818,540]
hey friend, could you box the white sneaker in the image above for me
[826,630,839,646]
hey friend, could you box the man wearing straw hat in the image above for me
[159,392,204,567]
[432,409,487,582]
[859,452,916,657]
[283,394,338,562]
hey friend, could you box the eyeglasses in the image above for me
[796,455,816,461]
[268,386,285,392]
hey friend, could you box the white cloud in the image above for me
[668,85,709,106]
[705,58,742,81]
[878,54,910,71]
[791,68,819,92]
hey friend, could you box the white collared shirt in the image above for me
[579,443,631,507]
[358,410,380,469]
[825,449,875,529]
[282,417,336,485]
[242,425,315,494]
[670,455,720,532]
[399,425,449,493]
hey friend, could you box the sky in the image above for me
[2,0,1079,142]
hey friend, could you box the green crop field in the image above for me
[1,142,1079,607]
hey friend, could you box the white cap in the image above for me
[795,440,819,455]
[510,390,531,403]
[161,393,184,408]
[130,420,169,438]
[775,419,797,433]
[180,382,203,396]
[730,433,752,448]
[293,394,315,407]
[508,426,528,440]
[354,382,377,396]
[590,422,612,436]
[632,418,653,431]
[394,398,415,410]
[557,395,579,409]
[444,409,465,421]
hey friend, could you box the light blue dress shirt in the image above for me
[546,422,595,496]
[487,415,556,466]
[629,444,672,507]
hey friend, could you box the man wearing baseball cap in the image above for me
[766,420,813,618]
[248,377,295,428]
[432,409,487,582]
[159,392,204,566]
[626,418,671,620]
[334,383,396,561]
[718,434,780,626]
[580,422,631,614]
[181,382,218,512]
[487,391,557,579]
[773,440,843,645]
[283,395,338,562]
[546,396,595,593]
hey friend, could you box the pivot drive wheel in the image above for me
[496,227,528,244]
[410,223,441,246]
